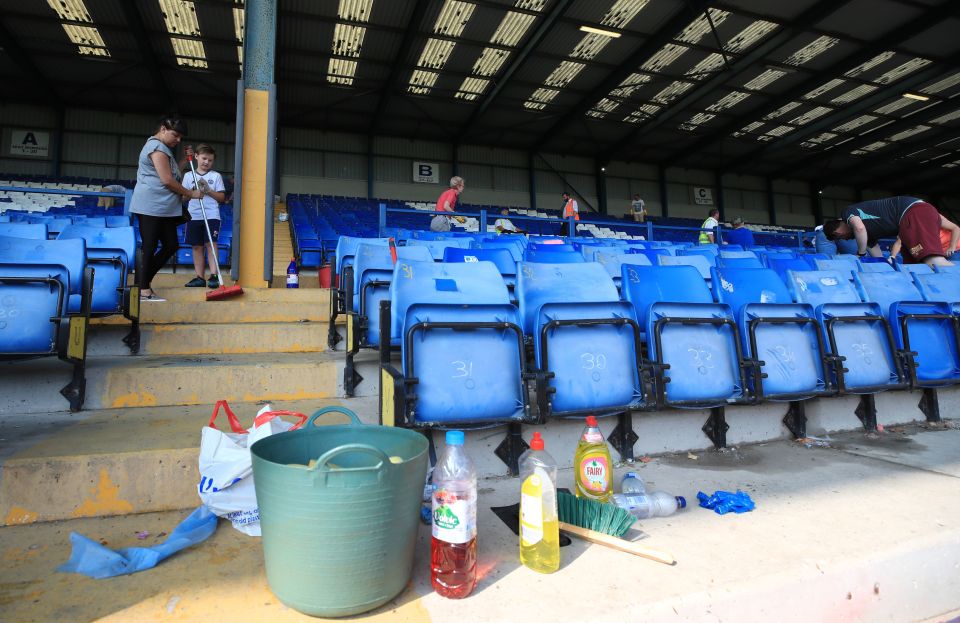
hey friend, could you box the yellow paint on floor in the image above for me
[71,470,134,518]
[3,507,38,525]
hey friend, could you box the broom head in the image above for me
[206,284,244,301]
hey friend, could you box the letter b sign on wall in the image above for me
[413,161,439,184]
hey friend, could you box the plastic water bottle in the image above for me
[431,431,477,599]
[612,490,687,520]
[286,258,299,288]
[518,432,559,574]
[621,471,646,495]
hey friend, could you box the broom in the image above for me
[557,491,676,566]
[187,154,243,301]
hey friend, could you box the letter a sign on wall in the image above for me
[413,161,439,184]
[9,130,50,158]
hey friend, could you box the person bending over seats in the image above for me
[130,115,204,301]
[494,209,525,234]
[97,184,125,208]
[813,224,858,255]
[699,208,720,244]
[724,216,754,247]
[823,196,960,267]
[181,144,226,288]
[431,176,466,232]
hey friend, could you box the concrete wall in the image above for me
[3,101,956,228]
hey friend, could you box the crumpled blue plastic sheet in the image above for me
[58,506,218,579]
[697,490,756,515]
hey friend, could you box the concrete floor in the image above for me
[2,423,959,622]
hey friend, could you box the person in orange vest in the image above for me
[560,191,579,236]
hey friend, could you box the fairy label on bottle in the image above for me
[432,487,476,544]
[580,454,609,492]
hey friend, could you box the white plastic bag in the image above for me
[198,401,306,535]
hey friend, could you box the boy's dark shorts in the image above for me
[185,219,220,246]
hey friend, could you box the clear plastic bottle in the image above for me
[621,471,646,495]
[286,258,299,288]
[612,491,687,519]
[518,432,559,574]
[573,416,613,502]
[431,431,477,599]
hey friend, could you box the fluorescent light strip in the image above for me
[579,25,621,38]
[158,0,208,68]
[46,0,110,57]
[902,92,930,101]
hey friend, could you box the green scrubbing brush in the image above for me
[557,492,676,566]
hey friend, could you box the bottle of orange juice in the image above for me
[573,416,613,502]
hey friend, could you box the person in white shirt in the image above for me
[494,209,525,234]
[630,194,646,223]
[181,144,226,288]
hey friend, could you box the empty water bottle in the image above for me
[621,471,646,495]
[613,490,686,520]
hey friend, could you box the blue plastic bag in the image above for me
[697,489,756,515]
[58,506,218,579]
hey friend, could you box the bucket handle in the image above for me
[308,443,390,479]
[308,406,361,427]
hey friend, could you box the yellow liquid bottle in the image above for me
[520,471,560,573]
[518,432,559,573]
[574,416,613,502]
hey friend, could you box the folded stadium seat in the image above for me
[329,236,392,350]
[594,251,651,289]
[443,247,517,292]
[933,264,960,275]
[106,215,131,228]
[0,235,93,411]
[912,272,960,305]
[718,250,757,259]
[711,267,831,404]
[717,256,764,269]
[404,238,472,260]
[860,261,896,273]
[678,247,718,264]
[523,248,585,263]
[514,262,645,455]
[56,224,139,351]
[854,271,960,389]
[787,270,905,398]
[80,217,106,228]
[768,256,815,284]
[620,264,746,445]
[340,243,434,396]
[472,238,524,262]
[896,263,934,275]
[0,222,48,239]
[380,260,534,472]
[46,218,72,239]
[815,256,861,275]
[298,239,323,267]
[528,242,575,253]
[657,253,713,284]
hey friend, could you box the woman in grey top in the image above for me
[130,116,204,300]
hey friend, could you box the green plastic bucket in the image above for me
[250,406,428,618]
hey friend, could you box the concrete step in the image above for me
[92,290,330,325]
[0,352,346,415]
[0,398,369,526]
[1,428,959,620]
[145,273,322,290]
[88,321,327,357]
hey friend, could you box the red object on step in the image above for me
[388,237,398,264]
[319,264,332,288]
[207,283,244,301]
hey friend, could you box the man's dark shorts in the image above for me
[185,219,220,246]
[900,202,940,264]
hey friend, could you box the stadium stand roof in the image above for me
[1,0,959,193]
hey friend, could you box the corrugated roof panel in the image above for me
[233,3,244,65]
[158,0,208,68]
[873,57,931,85]
[407,0,476,95]
[732,120,764,137]
[744,69,786,91]
[327,58,359,85]
[785,35,839,66]
[922,72,960,95]
[45,0,110,57]
[799,131,837,147]
[610,73,651,98]
[417,39,457,69]
[725,20,779,53]
[340,0,374,21]
[851,141,888,155]
[601,0,652,29]
[764,101,802,121]
[543,60,585,88]
[873,98,915,115]
[831,84,878,105]
[491,11,536,46]
[409,69,440,94]
[930,109,960,125]
[789,105,832,126]
[832,114,877,133]
[844,51,895,78]
[524,87,558,110]
[887,125,932,142]
[804,78,845,100]
[455,77,489,100]
[677,9,729,44]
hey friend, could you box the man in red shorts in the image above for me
[823,196,959,267]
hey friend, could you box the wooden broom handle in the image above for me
[559,521,676,566]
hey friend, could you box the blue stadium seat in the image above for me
[523,248,585,263]
[329,236,391,350]
[657,254,713,282]
[912,272,960,304]
[0,235,92,411]
[404,238,472,260]
[0,223,48,240]
[815,257,861,279]
[719,250,759,260]
[594,251,650,288]
[678,247,718,264]
[516,261,645,417]
[860,261,895,273]
[896,263,934,275]
[717,256,764,269]
[767,257,814,285]
[472,238,524,262]
[627,247,673,264]
[380,260,531,429]
[787,270,903,394]
[711,267,829,401]
[854,272,960,388]
[443,247,517,290]
[57,225,136,317]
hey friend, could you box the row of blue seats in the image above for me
[329,237,959,469]
[0,224,141,411]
